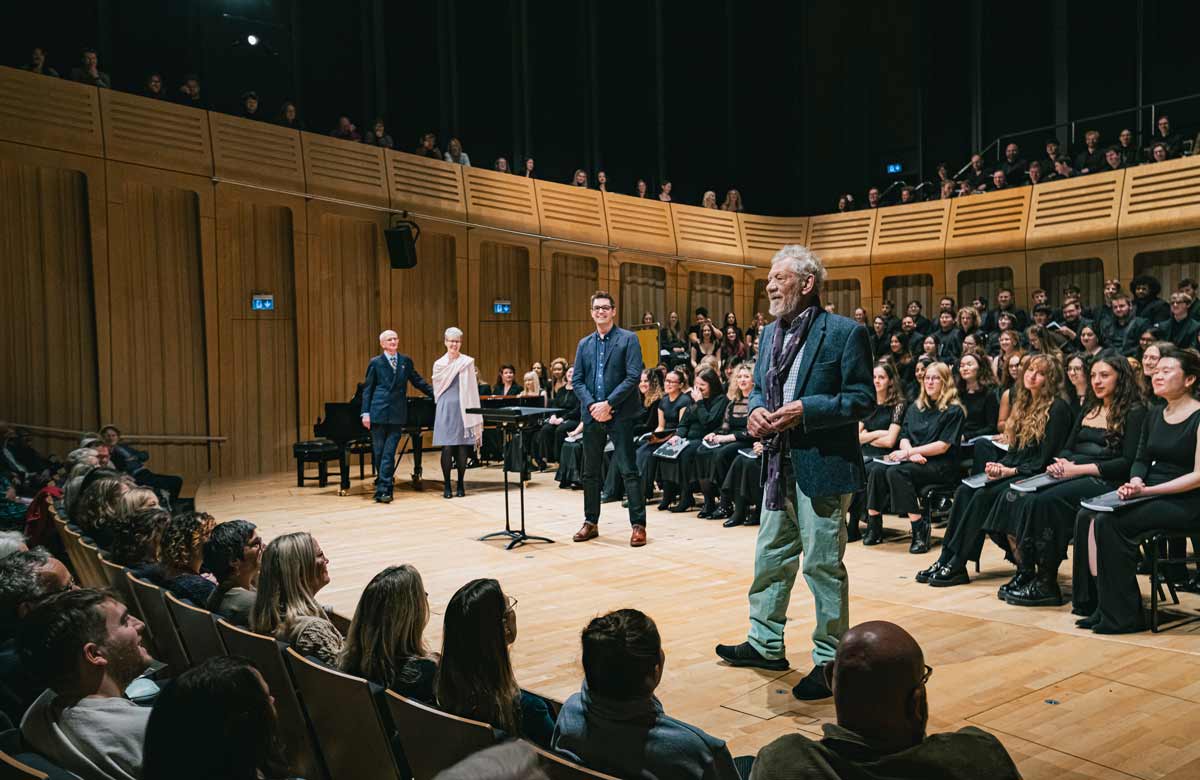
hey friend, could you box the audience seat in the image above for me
[125,572,191,673]
[383,689,495,780]
[163,591,226,665]
[1146,530,1200,632]
[215,620,327,780]
[0,749,47,780]
[50,515,95,588]
[0,728,76,780]
[285,647,404,780]
[74,538,110,591]
[531,744,622,779]
[95,553,141,620]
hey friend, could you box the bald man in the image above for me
[750,621,1019,780]
[361,330,434,503]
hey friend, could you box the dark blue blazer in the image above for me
[360,353,434,425]
[573,326,645,424]
[749,311,876,497]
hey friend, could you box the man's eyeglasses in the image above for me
[591,305,614,312]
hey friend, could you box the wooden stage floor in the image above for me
[195,462,1200,780]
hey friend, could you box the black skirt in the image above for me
[555,440,588,486]
[657,440,702,487]
[721,450,763,501]
[987,475,1112,563]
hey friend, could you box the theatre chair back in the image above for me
[383,689,495,779]
[0,749,48,780]
[163,591,226,665]
[285,647,404,780]
[532,744,623,779]
[74,538,109,590]
[216,619,327,780]
[125,572,191,673]
[95,553,140,620]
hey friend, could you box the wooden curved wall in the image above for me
[4,65,1200,477]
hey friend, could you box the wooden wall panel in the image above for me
[806,211,876,267]
[672,204,744,263]
[475,240,533,379]
[104,163,213,479]
[1118,155,1200,239]
[738,214,809,267]
[214,186,303,476]
[210,113,305,192]
[943,251,1028,311]
[302,133,389,207]
[1118,228,1200,287]
[1028,242,1119,314]
[463,168,540,233]
[946,189,1031,257]
[956,267,1014,311]
[750,275,769,321]
[100,90,213,176]
[685,268,736,327]
[0,67,103,157]
[386,151,466,220]
[872,261,946,313]
[0,153,101,452]
[825,278,863,316]
[298,203,386,439]
[546,251,600,362]
[604,193,677,255]
[1026,170,1124,249]
[828,266,875,319]
[618,259,670,329]
[1038,258,1105,309]
[870,201,950,264]
[534,181,608,245]
[385,230,460,378]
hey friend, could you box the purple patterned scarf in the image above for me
[762,300,821,510]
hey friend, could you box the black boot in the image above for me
[862,514,884,546]
[908,518,931,554]
[723,495,747,527]
[1006,565,1064,607]
[669,489,695,513]
[745,504,761,526]
[656,485,678,511]
[456,479,465,498]
[711,498,732,520]
[846,512,862,542]
[697,481,716,519]
[443,480,453,499]
[997,564,1034,601]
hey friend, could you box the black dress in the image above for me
[848,400,906,523]
[600,399,660,499]
[864,403,966,517]
[694,398,754,491]
[936,398,1074,571]
[959,386,1000,441]
[1000,405,1146,572]
[1073,406,1200,632]
[636,393,693,495]
[657,394,729,490]
[535,384,580,462]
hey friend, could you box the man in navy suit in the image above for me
[572,291,647,547]
[361,329,434,503]
[715,246,874,701]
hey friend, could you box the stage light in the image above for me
[247,34,259,46]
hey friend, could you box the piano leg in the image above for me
[410,431,424,488]
[337,447,351,496]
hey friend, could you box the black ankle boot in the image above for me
[456,479,465,497]
[1006,567,1064,607]
[656,486,677,511]
[443,480,453,499]
[862,515,884,546]
[846,513,862,542]
[998,566,1034,601]
[908,518,931,554]
[711,499,732,520]
[746,505,761,525]
[697,489,716,519]
[670,491,695,513]
[724,496,747,527]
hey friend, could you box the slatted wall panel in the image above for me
[1040,259,1104,309]
[957,268,1014,312]
[477,242,532,378]
[825,279,863,316]
[604,193,677,255]
[1119,156,1200,238]
[882,273,935,315]
[533,181,608,245]
[302,133,389,207]
[686,271,735,327]
[619,263,668,328]
[210,113,305,191]
[464,168,540,233]
[1132,248,1200,295]
[0,67,103,157]
[738,215,809,267]
[806,211,876,267]
[946,189,1030,257]
[870,201,950,263]
[549,254,599,361]
[100,90,213,176]
[1027,169,1124,248]
[386,151,466,220]
[672,204,744,262]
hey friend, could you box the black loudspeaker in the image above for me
[385,222,419,269]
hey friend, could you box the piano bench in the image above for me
[293,440,340,488]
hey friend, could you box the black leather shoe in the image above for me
[1075,612,1100,629]
[997,570,1033,601]
[792,664,833,701]
[697,502,714,519]
[380,494,393,504]
[915,561,942,583]
[928,565,969,587]
[443,483,453,499]
[722,516,744,528]
[669,494,695,513]
[846,517,862,542]
[862,515,884,546]
[1005,573,1063,607]
[456,482,465,497]
[711,505,732,520]
[908,519,931,554]
[714,642,789,671]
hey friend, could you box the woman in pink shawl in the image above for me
[432,327,483,498]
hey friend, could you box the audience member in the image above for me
[984,169,1008,191]
[19,589,154,780]
[176,73,206,109]
[0,549,75,725]
[445,137,471,166]
[1160,292,1199,349]
[553,609,742,780]
[1116,128,1141,167]
[73,471,132,549]
[1026,159,1045,185]
[702,190,718,208]
[571,169,588,187]
[68,48,110,88]
[635,178,649,197]
[101,425,183,505]
[277,101,305,130]
[158,511,217,605]
[329,116,361,142]
[939,179,956,199]
[1040,138,1061,173]
[523,157,535,177]
[964,154,988,190]
[239,91,262,121]
[437,578,554,747]
[1075,130,1104,174]
[339,564,437,703]
[1101,147,1124,172]
[1152,114,1183,159]
[751,621,1020,780]
[142,656,284,780]
[984,287,1028,332]
[0,530,27,560]
[140,73,167,100]
[659,181,673,202]
[998,142,1026,184]
[899,186,914,203]
[596,170,608,191]
[1131,274,1170,324]
[21,47,59,77]
[866,187,881,208]
[108,506,166,581]
[721,189,743,211]
[494,157,510,173]
[415,133,442,159]
[251,532,341,665]
[1049,155,1077,180]
[1146,142,1169,164]
[202,519,261,628]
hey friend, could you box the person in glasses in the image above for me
[751,621,1020,780]
[572,291,648,547]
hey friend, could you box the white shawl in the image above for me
[432,353,483,445]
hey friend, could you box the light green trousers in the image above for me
[746,480,849,666]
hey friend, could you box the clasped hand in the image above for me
[984,461,1013,480]
[748,401,805,438]
[589,401,613,422]
[1117,477,1145,500]
[1046,458,1075,479]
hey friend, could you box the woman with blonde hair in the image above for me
[721,189,743,212]
[73,472,133,548]
[701,190,718,209]
[433,327,483,499]
[863,362,966,551]
[339,564,437,703]
[920,353,1073,586]
[252,532,340,666]
[118,486,160,517]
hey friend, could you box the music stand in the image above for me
[467,406,561,549]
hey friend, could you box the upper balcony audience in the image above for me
[330,116,362,142]
[277,100,305,130]
[415,132,442,160]
[68,48,110,89]
[176,73,205,109]
[1153,114,1183,159]
[362,117,392,147]
[1075,129,1105,174]
[140,72,167,100]
[239,91,262,121]
[998,142,1027,184]
[20,47,59,77]
[722,189,743,211]
[445,137,471,166]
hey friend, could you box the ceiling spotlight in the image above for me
[247,34,259,46]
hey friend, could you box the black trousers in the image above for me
[582,418,645,527]
[936,478,1017,569]
[865,458,959,517]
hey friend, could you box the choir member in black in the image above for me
[719,326,746,367]
[1073,346,1200,633]
[659,312,689,366]
[879,300,900,335]
[984,288,1028,334]
[987,314,1020,356]
[721,440,763,528]
[1079,324,1104,357]
[1161,293,1200,349]
[637,369,694,503]
[695,364,755,520]
[1131,275,1169,325]
[535,361,580,466]
[691,322,721,371]
[869,316,890,361]
[1064,354,1091,416]
[1025,324,1064,363]
[910,358,935,404]
[600,369,664,503]
[957,307,982,347]
[852,363,907,544]
[493,365,520,396]
[887,332,916,394]
[657,368,727,513]
[961,333,983,356]
[920,355,1073,585]
[918,334,940,365]
[956,351,1000,442]
[905,301,932,335]
[722,312,743,342]
[996,353,1146,607]
[863,363,966,553]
